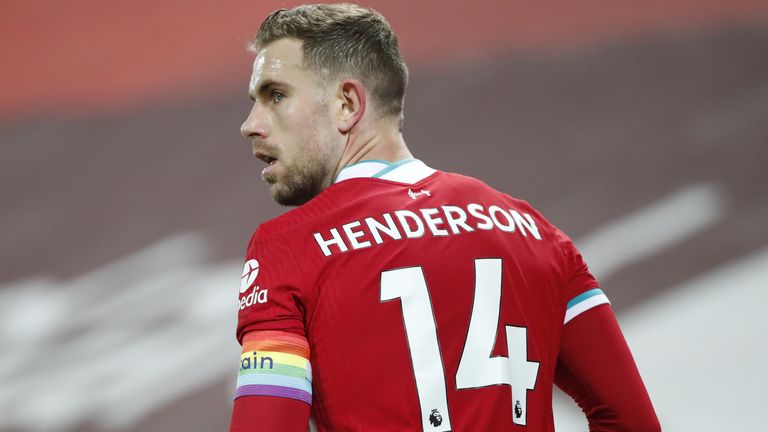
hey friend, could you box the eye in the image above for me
[271,90,285,104]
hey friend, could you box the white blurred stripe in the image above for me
[553,183,726,430]
[578,184,725,281]
[0,234,242,431]
[555,246,768,431]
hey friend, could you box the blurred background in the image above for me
[1,0,767,430]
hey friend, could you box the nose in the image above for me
[240,103,269,140]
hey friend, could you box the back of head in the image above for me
[250,3,409,119]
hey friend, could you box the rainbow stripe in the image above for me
[235,331,312,405]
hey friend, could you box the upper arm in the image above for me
[555,305,660,432]
[231,396,310,432]
[230,331,313,432]
[231,229,313,431]
[553,228,659,431]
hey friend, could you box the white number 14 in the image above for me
[380,258,540,430]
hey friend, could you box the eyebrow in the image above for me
[249,79,291,101]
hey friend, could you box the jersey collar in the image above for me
[333,158,436,185]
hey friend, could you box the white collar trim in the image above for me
[333,159,436,185]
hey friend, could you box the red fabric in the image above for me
[235,171,608,430]
[230,396,310,432]
[555,305,661,431]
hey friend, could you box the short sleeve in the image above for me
[554,228,610,324]
[236,227,308,343]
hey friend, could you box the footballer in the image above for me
[230,4,660,431]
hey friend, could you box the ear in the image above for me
[337,79,366,133]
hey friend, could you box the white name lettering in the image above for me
[395,210,425,238]
[313,203,542,257]
[421,208,449,236]
[365,213,403,244]
[342,220,372,250]
[314,228,349,257]
[442,205,474,234]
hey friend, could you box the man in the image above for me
[231,4,660,431]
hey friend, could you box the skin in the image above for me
[240,38,412,206]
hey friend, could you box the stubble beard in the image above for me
[267,132,335,207]
[268,157,327,206]
[267,89,337,206]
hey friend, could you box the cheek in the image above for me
[290,105,323,136]
[279,99,336,161]
[314,107,338,144]
[272,109,306,151]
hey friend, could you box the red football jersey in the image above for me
[236,159,603,431]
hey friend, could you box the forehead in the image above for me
[249,38,311,91]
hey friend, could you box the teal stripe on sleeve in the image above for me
[567,288,605,310]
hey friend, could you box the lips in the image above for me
[253,150,278,180]
[253,150,277,165]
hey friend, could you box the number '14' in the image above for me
[380,258,540,431]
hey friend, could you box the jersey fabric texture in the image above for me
[236,159,606,431]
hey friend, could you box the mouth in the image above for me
[254,149,279,181]
[254,150,277,166]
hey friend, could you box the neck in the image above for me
[333,122,413,178]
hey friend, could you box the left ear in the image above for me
[337,79,366,133]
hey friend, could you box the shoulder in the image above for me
[438,171,547,215]
[255,166,441,233]
[254,183,356,239]
[252,168,557,243]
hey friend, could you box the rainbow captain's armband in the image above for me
[564,288,611,324]
[235,331,312,405]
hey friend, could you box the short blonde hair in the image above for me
[250,3,409,118]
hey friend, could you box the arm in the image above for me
[230,396,310,432]
[555,304,660,432]
[231,227,314,431]
[229,330,313,432]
